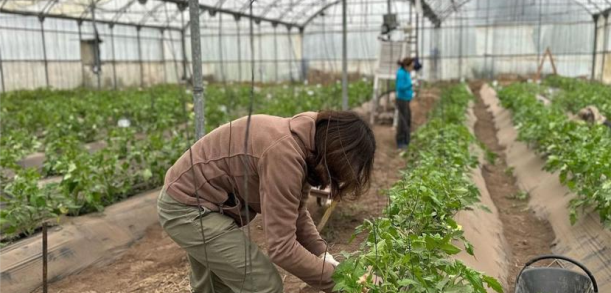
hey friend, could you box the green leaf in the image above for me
[441,243,462,255]
[483,275,503,293]
[398,278,419,287]
[464,241,474,256]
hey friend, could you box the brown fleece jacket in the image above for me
[164,111,335,292]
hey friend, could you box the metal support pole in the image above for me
[78,22,86,87]
[415,9,419,57]
[287,29,294,84]
[420,12,424,63]
[484,0,491,79]
[341,0,348,110]
[219,15,225,83]
[180,11,188,81]
[299,29,305,82]
[602,14,609,81]
[110,25,117,89]
[273,26,278,82]
[458,11,463,79]
[0,46,5,92]
[536,0,543,75]
[137,27,144,87]
[189,0,205,139]
[236,20,242,82]
[161,29,167,83]
[592,14,600,80]
[91,1,101,89]
[40,17,49,87]
[258,25,263,83]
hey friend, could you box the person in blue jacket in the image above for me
[395,57,415,149]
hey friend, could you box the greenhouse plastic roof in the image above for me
[0,0,610,31]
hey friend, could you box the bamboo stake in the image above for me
[317,200,339,232]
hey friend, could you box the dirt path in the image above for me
[38,90,438,293]
[470,83,555,292]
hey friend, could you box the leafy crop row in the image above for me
[544,75,611,117]
[498,83,611,227]
[332,85,503,293]
[0,81,372,243]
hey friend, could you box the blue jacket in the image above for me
[396,67,414,101]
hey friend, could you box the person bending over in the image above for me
[578,105,611,129]
[158,110,376,293]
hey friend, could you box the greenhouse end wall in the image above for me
[2,6,611,92]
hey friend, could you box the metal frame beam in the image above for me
[0,44,4,92]
[259,0,284,18]
[439,0,606,21]
[409,0,441,27]
[39,0,60,18]
[163,0,300,29]
[0,8,181,31]
[111,0,139,23]
[40,18,49,87]
[301,0,340,27]
[276,0,309,22]
[139,2,166,26]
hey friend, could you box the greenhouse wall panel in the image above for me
[47,61,83,89]
[2,62,48,90]
[604,53,611,84]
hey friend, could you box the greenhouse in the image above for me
[1,0,610,293]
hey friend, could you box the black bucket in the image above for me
[515,255,598,293]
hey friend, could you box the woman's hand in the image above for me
[319,252,340,267]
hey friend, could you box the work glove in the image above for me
[319,252,340,267]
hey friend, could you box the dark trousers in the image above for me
[396,99,411,146]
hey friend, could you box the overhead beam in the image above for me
[139,2,166,26]
[409,0,441,27]
[0,7,182,31]
[278,0,309,22]
[259,0,283,18]
[440,0,471,21]
[161,0,300,29]
[596,6,611,17]
[39,0,60,18]
[112,0,139,23]
[301,0,341,27]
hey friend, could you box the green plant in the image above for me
[0,81,374,243]
[498,83,611,227]
[510,191,529,201]
[333,86,503,293]
[544,75,611,117]
[0,168,76,238]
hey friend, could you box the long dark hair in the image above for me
[305,111,376,200]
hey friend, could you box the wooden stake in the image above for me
[317,200,339,232]
[535,47,558,81]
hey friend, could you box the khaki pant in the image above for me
[157,189,283,293]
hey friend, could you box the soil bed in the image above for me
[470,83,555,292]
[33,89,439,293]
